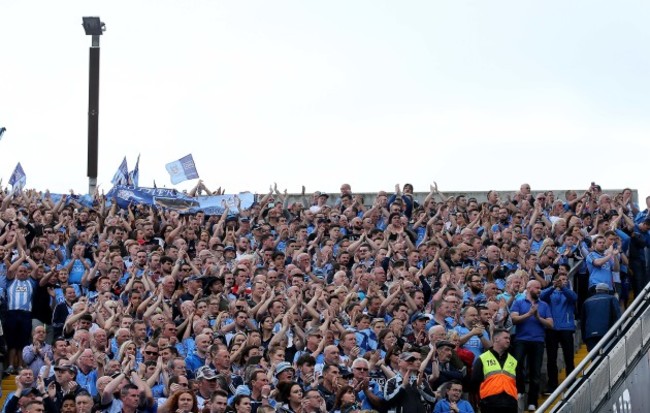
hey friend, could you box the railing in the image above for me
[537,278,650,412]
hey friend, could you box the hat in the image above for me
[399,352,417,362]
[234,385,251,397]
[187,275,202,282]
[223,246,236,252]
[252,224,262,230]
[436,340,455,350]
[196,366,218,380]
[54,365,77,374]
[240,217,250,223]
[274,362,295,376]
[20,388,41,397]
[206,277,224,287]
[595,283,611,292]
[319,193,329,199]
[410,313,429,323]
[225,215,238,222]
[339,367,353,378]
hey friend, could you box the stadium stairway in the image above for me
[539,343,590,412]
[0,373,16,407]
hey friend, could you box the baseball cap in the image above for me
[399,352,417,362]
[223,246,236,252]
[595,283,611,292]
[410,313,429,323]
[54,365,77,374]
[20,388,41,397]
[274,362,295,376]
[196,366,217,380]
[436,340,455,350]
[234,385,251,397]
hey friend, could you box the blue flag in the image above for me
[111,157,129,186]
[128,154,140,188]
[8,162,26,189]
[165,154,199,185]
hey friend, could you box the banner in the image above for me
[106,186,254,215]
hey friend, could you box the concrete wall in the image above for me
[277,189,637,207]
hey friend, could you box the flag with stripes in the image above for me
[8,162,26,189]
[128,154,140,187]
[111,157,129,186]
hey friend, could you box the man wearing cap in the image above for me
[4,385,52,413]
[46,363,82,411]
[428,341,466,390]
[274,362,295,385]
[582,283,622,351]
[471,328,518,413]
[384,352,436,413]
[195,366,219,409]
[404,313,430,347]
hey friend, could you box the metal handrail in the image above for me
[537,278,650,412]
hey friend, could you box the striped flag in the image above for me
[111,157,129,186]
[8,162,26,189]
[128,154,140,187]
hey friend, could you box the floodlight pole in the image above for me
[83,17,105,195]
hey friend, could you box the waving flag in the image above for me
[8,162,26,189]
[165,154,199,185]
[111,157,129,186]
[128,154,140,187]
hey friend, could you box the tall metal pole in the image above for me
[87,35,100,195]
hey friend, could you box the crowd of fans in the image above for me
[0,180,648,413]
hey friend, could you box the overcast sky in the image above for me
[1,1,649,199]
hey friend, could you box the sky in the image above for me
[1,1,650,199]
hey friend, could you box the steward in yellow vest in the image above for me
[471,328,519,413]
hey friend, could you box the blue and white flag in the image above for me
[8,162,26,189]
[165,154,199,185]
[111,157,129,186]
[0,127,6,141]
[128,154,140,188]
